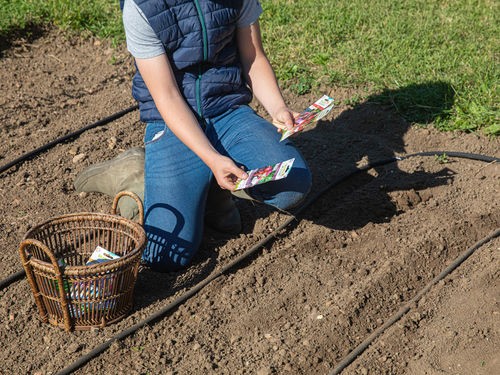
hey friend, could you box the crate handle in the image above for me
[19,238,73,331]
[111,191,144,226]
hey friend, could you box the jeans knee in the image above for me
[268,167,312,210]
[273,191,306,210]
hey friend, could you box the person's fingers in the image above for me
[276,109,295,130]
[213,162,248,190]
[230,165,248,180]
[283,112,294,128]
[273,110,295,130]
[221,176,237,190]
[272,119,287,130]
[215,173,232,190]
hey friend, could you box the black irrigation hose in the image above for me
[0,100,496,372]
[54,151,498,375]
[3,151,495,293]
[405,150,499,163]
[0,104,138,175]
[0,105,138,290]
[329,228,500,375]
[55,224,298,375]
[0,269,25,290]
[296,150,498,218]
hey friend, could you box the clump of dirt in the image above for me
[0,28,498,374]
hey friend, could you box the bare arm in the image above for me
[237,21,297,130]
[135,55,246,189]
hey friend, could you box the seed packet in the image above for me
[86,246,120,266]
[279,95,334,141]
[50,248,119,318]
[67,299,117,318]
[234,158,295,190]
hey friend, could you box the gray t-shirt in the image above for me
[123,0,263,59]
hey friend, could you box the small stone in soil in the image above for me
[66,343,82,354]
[256,367,272,375]
[72,153,86,163]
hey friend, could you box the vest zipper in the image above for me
[193,0,208,119]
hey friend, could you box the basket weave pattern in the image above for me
[19,193,146,331]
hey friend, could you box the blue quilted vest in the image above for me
[125,0,253,123]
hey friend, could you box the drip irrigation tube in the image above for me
[296,150,498,217]
[329,228,500,375]
[52,151,497,375]
[0,104,138,175]
[2,151,496,293]
[0,270,25,290]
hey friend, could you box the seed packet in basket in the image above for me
[50,264,117,318]
[279,95,334,141]
[67,281,117,318]
[234,158,295,191]
[52,247,118,297]
[19,196,146,330]
[57,246,120,318]
[86,246,120,266]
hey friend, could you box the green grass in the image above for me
[0,0,124,42]
[1,0,498,135]
[260,0,499,135]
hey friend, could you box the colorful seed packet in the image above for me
[234,158,295,191]
[85,246,120,266]
[50,247,120,318]
[279,95,334,141]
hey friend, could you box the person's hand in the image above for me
[271,107,299,132]
[208,154,248,191]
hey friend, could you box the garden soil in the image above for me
[0,29,498,375]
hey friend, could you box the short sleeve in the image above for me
[237,0,263,28]
[122,0,165,59]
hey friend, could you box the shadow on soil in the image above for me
[301,81,456,230]
[0,24,47,56]
[133,81,456,309]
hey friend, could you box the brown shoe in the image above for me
[74,148,145,220]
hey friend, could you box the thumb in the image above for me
[279,110,296,129]
[280,111,293,126]
[233,166,248,180]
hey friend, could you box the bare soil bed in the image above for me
[0,29,498,375]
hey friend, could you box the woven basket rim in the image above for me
[23,211,146,276]
[29,248,143,275]
[23,211,144,237]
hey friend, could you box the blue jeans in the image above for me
[142,105,312,271]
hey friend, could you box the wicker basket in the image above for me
[19,191,146,331]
